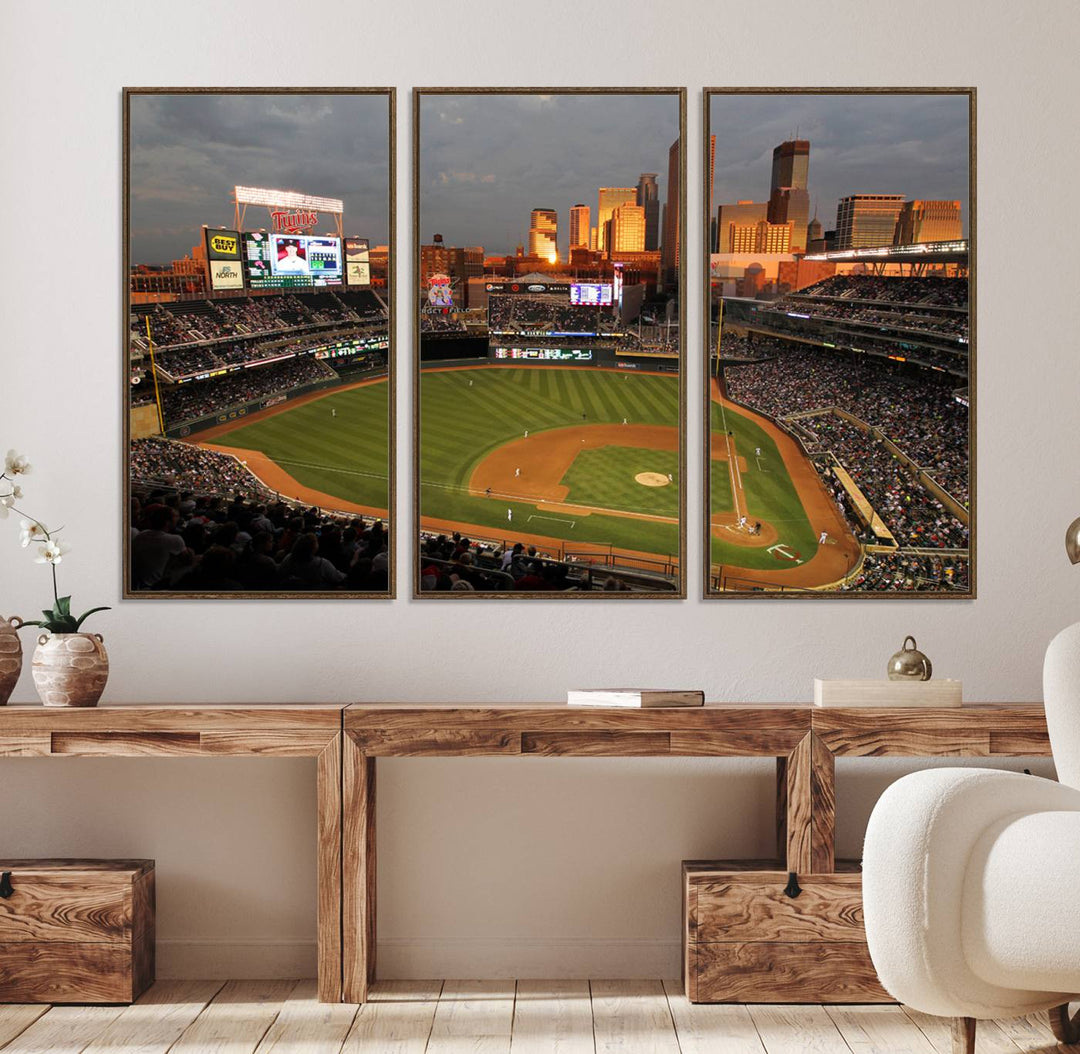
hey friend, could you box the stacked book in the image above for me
[567,689,704,708]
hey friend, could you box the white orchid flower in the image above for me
[4,450,31,476]
[0,483,23,512]
[19,519,47,547]
[35,539,70,565]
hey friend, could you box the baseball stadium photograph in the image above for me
[705,89,973,597]
[415,89,685,596]
[125,89,393,596]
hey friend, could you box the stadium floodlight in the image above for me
[234,186,344,213]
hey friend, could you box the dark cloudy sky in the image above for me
[419,93,681,258]
[709,92,970,234]
[129,93,390,265]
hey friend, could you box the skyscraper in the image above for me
[636,174,660,251]
[807,206,824,251]
[597,188,637,252]
[716,201,767,253]
[727,220,792,254]
[610,203,646,252]
[893,200,963,244]
[528,208,558,261]
[771,139,809,193]
[569,204,590,250]
[767,140,810,253]
[660,138,680,285]
[835,194,906,249]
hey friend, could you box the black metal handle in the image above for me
[783,871,802,898]
[0,872,12,899]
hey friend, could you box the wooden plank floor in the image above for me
[0,980,1067,1053]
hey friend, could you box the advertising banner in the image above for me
[204,228,244,290]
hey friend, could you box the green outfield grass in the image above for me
[208,381,390,510]
[420,366,680,555]
[709,398,818,569]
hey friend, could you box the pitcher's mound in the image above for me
[635,472,670,487]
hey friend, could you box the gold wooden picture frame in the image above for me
[123,87,395,598]
[703,87,975,599]
[414,87,687,598]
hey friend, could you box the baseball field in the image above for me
[419,365,681,560]
[195,377,391,517]
[708,378,861,590]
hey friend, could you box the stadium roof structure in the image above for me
[802,239,968,274]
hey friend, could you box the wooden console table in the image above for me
[0,701,1053,1005]
[0,704,345,1002]
[341,702,1050,1003]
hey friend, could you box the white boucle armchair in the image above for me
[862,622,1080,1053]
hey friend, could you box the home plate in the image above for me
[635,472,669,487]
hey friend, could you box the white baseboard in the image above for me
[157,937,681,980]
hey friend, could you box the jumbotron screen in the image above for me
[570,282,612,306]
[242,231,343,289]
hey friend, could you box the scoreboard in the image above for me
[570,282,613,306]
[242,231,343,289]
[493,347,593,361]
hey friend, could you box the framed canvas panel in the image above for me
[124,87,395,598]
[704,88,974,598]
[414,87,686,598]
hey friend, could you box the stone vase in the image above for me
[32,632,109,708]
[0,616,23,704]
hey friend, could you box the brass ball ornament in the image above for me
[888,636,933,682]
[1066,516,1080,565]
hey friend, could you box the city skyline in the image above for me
[129,93,391,265]
[419,93,680,258]
[710,92,970,240]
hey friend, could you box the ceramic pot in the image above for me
[887,635,933,682]
[0,616,23,704]
[32,632,109,707]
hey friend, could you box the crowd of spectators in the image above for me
[848,550,969,592]
[723,344,969,504]
[130,440,388,592]
[132,292,388,353]
[160,357,337,424]
[487,294,619,336]
[131,437,269,497]
[420,312,468,333]
[762,297,969,340]
[716,334,790,361]
[796,274,968,309]
[801,414,969,549]
[417,533,661,592]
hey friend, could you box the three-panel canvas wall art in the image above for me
[124,87,973,600]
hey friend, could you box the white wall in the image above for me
[2,0,1077,979]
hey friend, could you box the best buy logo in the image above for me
[210,234,238,255]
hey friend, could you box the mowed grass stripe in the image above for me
[420,366,681,554]
[611,376,658,422]
[211,381,390,508]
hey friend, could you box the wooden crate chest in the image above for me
[0,859,154,1003]
[683,860,891,1004]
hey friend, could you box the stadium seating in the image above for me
[418,532,678,593]
[130,438,388,592]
